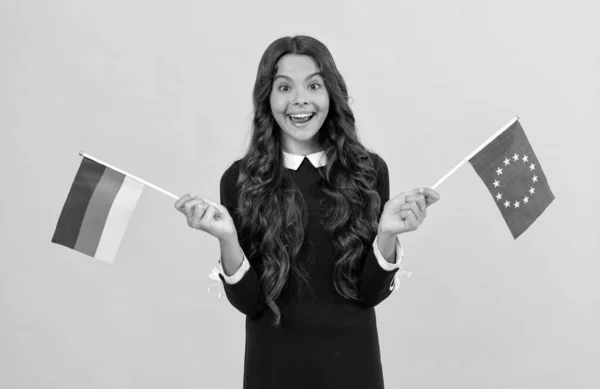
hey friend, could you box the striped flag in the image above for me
[52,156,144,262]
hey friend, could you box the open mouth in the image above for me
[288,112,315,125]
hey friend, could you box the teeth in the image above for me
[290,113,312,118]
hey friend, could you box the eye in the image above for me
[309,83,322,90]
[278,84,290,92]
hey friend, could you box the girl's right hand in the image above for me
[174,194,237,241]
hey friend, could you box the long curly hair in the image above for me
[236,35,381,327]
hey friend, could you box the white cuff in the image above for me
[372,234,404,271]
[218,255,250,284]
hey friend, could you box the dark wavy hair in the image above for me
[236,35,381,327]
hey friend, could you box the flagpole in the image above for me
[79,151,179,200]
[431,116,520,190]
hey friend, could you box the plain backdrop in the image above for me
[1,0,599,388]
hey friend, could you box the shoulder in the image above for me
[221,159,242,180]
[366,151,388,176]
[366,151,389,196]
[220,159,243,193]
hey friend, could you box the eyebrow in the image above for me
[273,72,323,82]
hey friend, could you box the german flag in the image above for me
[52,157,143,262]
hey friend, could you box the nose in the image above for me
[293,90,309,106]
[293,98,309,107]
[293,99,308,107]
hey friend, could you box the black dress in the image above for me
[217,152,400,389]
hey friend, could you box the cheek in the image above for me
[316,89,330,110]
[269,92,287,115]
[268,94,277,113]
[319,94,330,115]
[269,95,287,128]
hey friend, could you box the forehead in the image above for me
[275,54,320,78]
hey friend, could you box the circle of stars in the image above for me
[492,153,538,209]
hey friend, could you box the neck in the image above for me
[282,143,321,156]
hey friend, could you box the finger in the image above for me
[405,194,426,212]
[184,198,206,218]
[399,203,419,219]
[420,188,441,206]
[404,194,423,202]
[415,196,426,212]
[404,210,420,231]
[399,210,411,219]
[202,197,226,213]
[407,201,425,222]
[175,194,196,210]
[190,201,209,220]
[391,188,422,202]
[202,205,217,223]
[191,204,217,228]
[399,203,413,211]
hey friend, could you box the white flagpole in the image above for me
[79,151,179,200]
[431,116,520,190]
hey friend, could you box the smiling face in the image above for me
[269,54,330,155]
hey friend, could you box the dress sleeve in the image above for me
[214,162,264,318]
[356,154,406,308]
[372,233,404,271]
[218,255,250,284]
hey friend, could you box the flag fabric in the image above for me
[52,157,144,262]
[468,120,554,239]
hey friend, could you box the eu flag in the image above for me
[468,120,555,239]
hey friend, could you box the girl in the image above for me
[174,35,440,389]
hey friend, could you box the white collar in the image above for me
[282,149,327,170]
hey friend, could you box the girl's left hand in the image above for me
[378,188,440,236]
